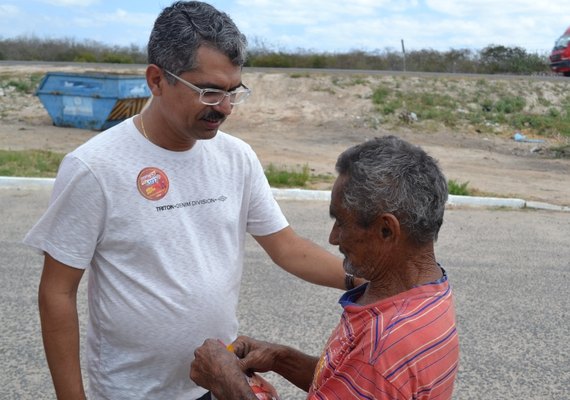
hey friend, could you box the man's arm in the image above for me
[38,253,86,400]
[232,336,319,392]
[254,226,346,290]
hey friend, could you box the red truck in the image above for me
[549,26,570,76]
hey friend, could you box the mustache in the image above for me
[202,110,226,121]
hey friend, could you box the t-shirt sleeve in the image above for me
[23,154,106,269]
[244,150,288,237]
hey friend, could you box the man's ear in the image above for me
[378,213,401,241]
[146,64,165,96]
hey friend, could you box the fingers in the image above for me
[229,336,282,374]
[231,335,258,358]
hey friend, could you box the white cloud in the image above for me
[245,4,563,54]
[263,0,567,52]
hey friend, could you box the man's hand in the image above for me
[231,336,284,374]
[190,339,257,400]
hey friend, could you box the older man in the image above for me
[191,135,460,399]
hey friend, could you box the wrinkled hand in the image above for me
[190,339,247,396]
[231,336,284,374]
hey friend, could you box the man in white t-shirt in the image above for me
[23,2,352,399]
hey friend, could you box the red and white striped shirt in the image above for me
[308,272,459,399]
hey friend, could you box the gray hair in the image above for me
[147,1,247,81]
[336,135,448,244]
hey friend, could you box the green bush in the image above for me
[448,179,471,196]
[74,52,98,63]
[102,52,134,64]
[372,86,391,104]
[381,100,399,115]
[493,96,526,114]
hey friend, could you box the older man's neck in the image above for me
[358,246,441,305]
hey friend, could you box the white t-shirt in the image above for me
[24,117,288,399]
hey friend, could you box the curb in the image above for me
[271,189,570,212]
[447,194,526,209]
[272,188,331,201]
[0,176,56,187]
[1,177,568,212]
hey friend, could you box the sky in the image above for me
[0,0,569,55]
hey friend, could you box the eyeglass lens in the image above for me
[201,90,249,105]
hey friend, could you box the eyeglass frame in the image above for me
[163,69,251,106]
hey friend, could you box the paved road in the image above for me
[1,186,569,399]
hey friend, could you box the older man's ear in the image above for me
[376,213,401,241]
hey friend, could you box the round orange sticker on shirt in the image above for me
[137,167,169,201]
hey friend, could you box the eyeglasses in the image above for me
[164,70,251,106]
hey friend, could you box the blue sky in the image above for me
[0,0,568,54]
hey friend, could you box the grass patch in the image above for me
[0,73,43,94]
[367,77,570,139]
[264,163,310,187]
[448,179,471,196]
[493,96,526,114]
[0,150,64,177]
[331,76,368,87]
[372,85,391,104]
[308,173,335,186]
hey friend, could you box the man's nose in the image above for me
[213,95,233,115]
[329,227,339,245]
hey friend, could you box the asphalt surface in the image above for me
[1,185,569,399]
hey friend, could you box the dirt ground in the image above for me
[1,63,569,206]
